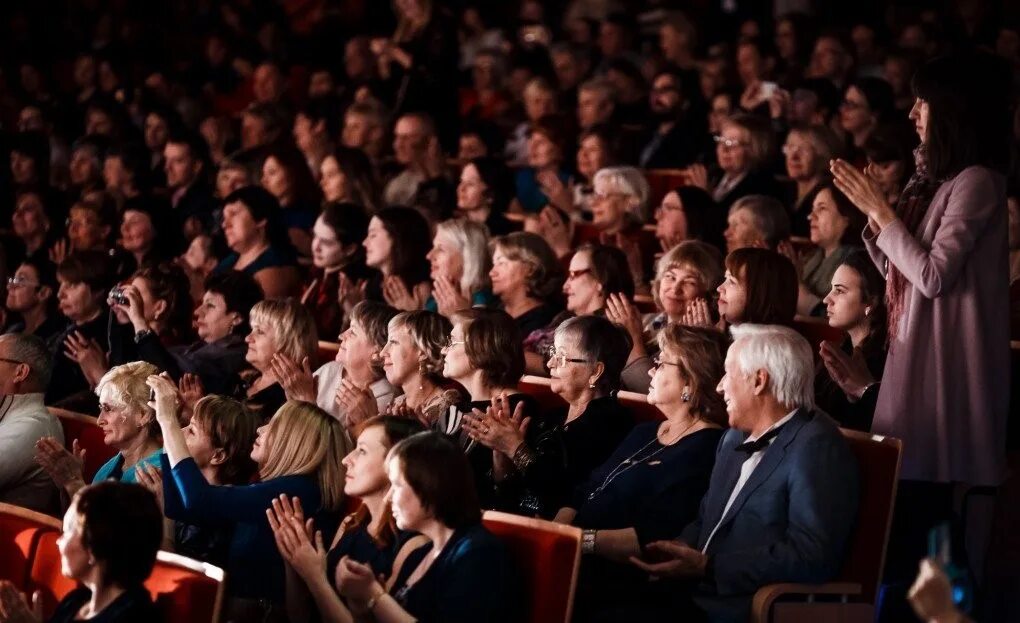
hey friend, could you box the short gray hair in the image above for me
[593,166,651,222]
[0,333,52,389]
[435,219,491,296]
[728,324,814,410]
[729,195,790,250]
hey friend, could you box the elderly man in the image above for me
[382,112,448,207]
[631,324,859,622]
[0,333,64,513]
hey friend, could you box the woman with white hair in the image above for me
[425,218,496,317]
[591,166,653,286]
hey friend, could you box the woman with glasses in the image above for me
[688,113,782,213]
[782,124,843,236]
[3,257,64,344]
[464,315,633,518]
[554,325,726,621]
[838,77,894,155]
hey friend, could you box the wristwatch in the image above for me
[581,529,597,555]
[134,329,155,343]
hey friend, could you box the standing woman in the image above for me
[831,52,1011,616]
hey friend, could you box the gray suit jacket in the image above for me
[679,408,860,622]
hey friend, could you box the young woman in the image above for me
[108,262,195,365]
[319,146,382,213]
[261,143,323,257]
[267,416,426,623]
[713,247,798,330]
[456,157,518,237]
[363,207,433,312]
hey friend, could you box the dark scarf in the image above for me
[886,146,941,342]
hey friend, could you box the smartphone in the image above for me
[927,522,973,612]
[759,81,778,100]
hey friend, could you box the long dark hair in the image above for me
[838,250,887,354]
[375,206,432,287]
[911,51,1012,180]
[674,186,726,252]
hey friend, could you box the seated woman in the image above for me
[36,361,164,498]
[9,188,58,264]
[723,194,791,253]
[465,315,634,518]
[425,218,495,317]
[512,114,573,214]
[261,143,323,257]
[3,256,66,344]
[303,202,372,340]
[149,384,347,617]
[214,185,302,299]
[817,250,888,431]
[118,195,179,272]
[589,167,652,286]
[242,298,319,421]
[363,206,433,312]
[714,247,798,331]
[456,157,519,237]
[653,186,726,254]
[267,416,426,623]
[108,262,195,365]
[438,309,538,508]
[320,146,383,213]
[782,124,842,236]
[48,251,116,409]
[489,232,563,336]
[788,182,866,316]
[136,395,258,565]
[555,325,726,620]
[178,232,226,303]
[613,241,724,393]
[570,125,618,220]
[380,311,462,425]
[336,431,523,622]
[127,271,263,395]
[0,481,163,623]
[275,301,399,429]
[697,112,783,212]
[523,243,634,374]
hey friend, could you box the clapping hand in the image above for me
[463,394,529,456]
[830,159,895,227]
[683,164,710,192]
[0,581,42,623]
[63,331,108,387]
[382,275,429,311]
[337,271,368,314]
[819,342,876,401]
[177,373,205,424]
[335,377,379,427]
[432,274,472,318]
[271,354,317,402]
[537,171,573,212]
[681,298,714,328]
[35,436,86,495]
[604,293,645,349]
[266,495,326,583]
[136,464,165,511]
[336,556,384,603]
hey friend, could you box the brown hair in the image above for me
[387,431,480,529]
[349,301,399,377]
[451,309,525,389]
[651,241,724,310]
[724,248,797,325]
[657,324,729,426]
[491,232,564,302]
[190,395,258,485]
[388,311,451,382]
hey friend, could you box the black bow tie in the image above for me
[734,425,785,455]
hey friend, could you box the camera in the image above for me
[108,286,129,306]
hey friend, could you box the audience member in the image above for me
[364,206,433,312]
[723,194,791,253]
[513,115,573,214]
[383,113,448,207]
[0,481,163,622]
[713,248,798,330]
[782,124,843,235]
[319,146,382,213]
[261,142,323,257]
[3,257,65,344]
[425,219,494,317]
[693,113,782,212]
[455,158,519,237]
[653,186,726,254]
[380,310,461,424]
[0,333,63,513]
[489,232,563,335]
[108,263,196,365]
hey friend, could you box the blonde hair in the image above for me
[260,401,349,511]
[388,311,451,380]
[651,241,724,310]
[593,166,651,222]
[249,299,318,363]
[96,362,160,436]
[435,219,491,296]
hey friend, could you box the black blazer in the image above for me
[713,168,785,213]
[679,408,860,623]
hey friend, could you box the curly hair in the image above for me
[388,311,452,382]
[656,324,729,425]
[491,232,563,302]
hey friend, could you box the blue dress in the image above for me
[92,449,163,484]
[160,455,324,603]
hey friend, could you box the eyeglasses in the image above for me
[0,357,27,367]
[651,357,682,371]
[6,276,40,289]
[566,268,592,280]
[714,135,746,149]
[545,346,591,368]
[782,144,811,156]
[444,339,465,349]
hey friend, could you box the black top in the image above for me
[174,521,232,568]
[49,586,161,623]
[440,393,547,510]
[815,337,887,432]
[136,333,249,395]
[512,303,560,337]
[236,378,287,422]
[785,178,829,238]
[712,167,785,213]
[45,310,112,412]
[390,523,522,623]
[325,516,409,580]
[507,396,635,518]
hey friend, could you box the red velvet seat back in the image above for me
[49,408,117,483]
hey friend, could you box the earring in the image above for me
[419,361,427,392]
[681,388,691,402]
[588,382,596,390]
[864,307,871,317]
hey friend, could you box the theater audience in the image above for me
[472,315,633,518]
[455,157,519,237]
[711,248,798,331]
[614,241,724,393]
[783,183,866,316]
[36,361,163,498]
[335,431,522,622]
[653,186,726,254]
[381,311,461,424]
[817,251,888,431]
[0,481,163,622]
[364,207,433,312]
[267,416,426,623]
[489,232,563,335]
[319,146,382,213]
[0,333,63,514]
[261,143,322,257]
[3,257,65,344]
[136,394,257,565]
[303,202,372,340]
[783,124,842,236]
[558,325,726,621]
[426,219,494,317]
[215,185,302,299]
[723,194,791,253]
[150,381,346,617]
[629,324,859,622]
[832,53,1011,618]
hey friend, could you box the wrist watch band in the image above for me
[581,529,597,555]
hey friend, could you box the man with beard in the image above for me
[639,69,709,169]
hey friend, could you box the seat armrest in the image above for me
[751,582,862,623]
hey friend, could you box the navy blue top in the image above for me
[573,424,723,545]
[325,517,410,579]
[390,523,522,623]
[160,454,322,602]
[214,245,295,276]
[49,586,160,623]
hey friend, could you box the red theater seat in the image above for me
[0,503,61,591]
[483,511,582,623]
[791,315,846,351]
[518,375,568,413]
[48,407,117,483]
[145,551,226,623]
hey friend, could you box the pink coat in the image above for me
[864,165,1009,486]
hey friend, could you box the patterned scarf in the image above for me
[886,146,941,342]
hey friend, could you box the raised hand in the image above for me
[266,495,326,583]
[537,170,573,212]
[684,164,710,192]
[335,377,379,428]
[271,354,317,402]
[63,331,108,388]
[135,464,165,511]
[48,238,69,265]
[681,298,714,329]
[35,436,86,494]
[604,293,645,348]
[463,395,529,456]
[432,274,472,318]
[337,272,367,314]
[146,373,182,425]
[177,373,205,424]
[819,342,876,401]
[829,159,895,227]
[0,581,42,623]
[382,275,426,311]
